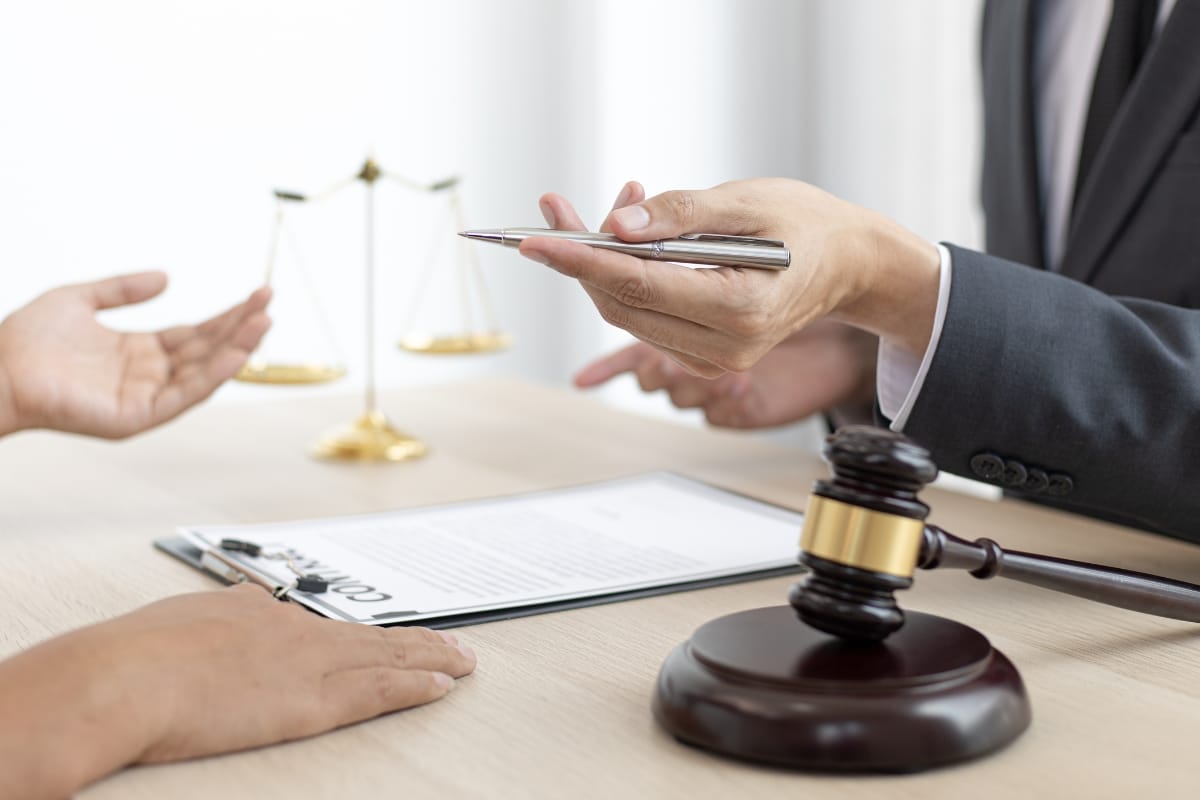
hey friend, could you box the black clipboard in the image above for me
[153,472,806,629]
[154,535,801,629]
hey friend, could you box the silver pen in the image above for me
[458,228,790,270]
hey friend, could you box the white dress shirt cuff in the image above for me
[876,243,953,431]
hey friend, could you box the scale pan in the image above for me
[235,362,347,385]
[398,332,511,355]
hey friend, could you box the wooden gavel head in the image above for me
[789,425,939,642]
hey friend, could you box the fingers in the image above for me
[78,271,169,310]
[524,237,775,372]
[573,340,739,417]
[539,181,646,234]
[533,181,751,373]
[606,185,759,242]
[150,311,270,424]
[531,181,784,377]
[316,626,476,730]
[640,358,740,410]
[599,181,645,234]
[569,279,731,375]
[696,375,756,427]
[573,342,651,388]
[320,668,455,729]
[521,238,730,330]
[539,193,587,231]
[203,314,271,384]
[227,310,272,355]
[159,288,273,379]
[574,336,756,418]
[162,286,273,351]
[356,626,477,678]
[664,376,722,409]
[144,287,272,430]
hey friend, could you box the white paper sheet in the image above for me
[179,472,804,624]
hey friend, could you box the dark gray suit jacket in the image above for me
[980,0,1200,299]
[899,1,1200,540]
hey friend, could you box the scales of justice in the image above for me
[236,156,510,461]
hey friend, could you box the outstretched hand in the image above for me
[0,272,270,439]
[544,181,879,428]
[525,178,939,380]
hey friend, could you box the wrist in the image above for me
[826,326,880,427]
[829,212,940,359]
[0,624,161,795]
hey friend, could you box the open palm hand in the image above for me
[0,272,270,439]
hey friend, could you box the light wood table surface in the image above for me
[2,378,1198,798]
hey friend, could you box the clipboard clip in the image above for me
[199,539,330,598]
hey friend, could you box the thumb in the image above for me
[604,185,754,242]
[78,271,169,310]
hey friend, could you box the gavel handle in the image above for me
[918,525,1200,623]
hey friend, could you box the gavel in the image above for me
[791,425,1200,641]
[653,424,1200,771]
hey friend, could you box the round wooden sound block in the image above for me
[653,606,1030,772]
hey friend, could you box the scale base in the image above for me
[311,410,428,462]
[653,606,1030,772]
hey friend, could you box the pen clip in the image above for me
[200,549,252,585]
[200,548,293,599]
[677,233,786,247]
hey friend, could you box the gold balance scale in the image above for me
[237,157,510,461]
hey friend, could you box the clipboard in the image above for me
[154,472,805,629]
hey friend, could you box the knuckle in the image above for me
[595,298,632,331]
[414,627,445,646]
[611,275,656,309]
[390,642,412,669]
[664,191,697,226]
[371,667,403,705]
[41,286,70,303]
[726,306,770,339]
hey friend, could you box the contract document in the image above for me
[157,473,804,627]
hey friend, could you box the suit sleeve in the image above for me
[902,244,1200,541]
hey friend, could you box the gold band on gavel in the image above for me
[800,495,926,578]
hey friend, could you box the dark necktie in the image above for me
[1073,0,1161,215]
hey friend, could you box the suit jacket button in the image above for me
[1002,459,1028,487]
[970,452,1005,482]
[1046,474,1074,496]
[1023,469,1049,494]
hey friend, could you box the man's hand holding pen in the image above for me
[521,178,941,380]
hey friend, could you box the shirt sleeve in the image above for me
[876,243,953,431]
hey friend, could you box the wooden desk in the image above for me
[2,379,1198,798]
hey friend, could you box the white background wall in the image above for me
[0,0,983,447]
